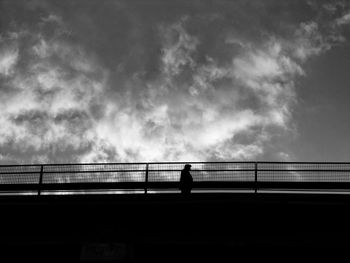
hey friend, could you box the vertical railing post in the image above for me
[38,165,44,196]
[145,163,149,194]
[254,162,258,194]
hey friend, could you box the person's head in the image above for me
[184,164,191,171]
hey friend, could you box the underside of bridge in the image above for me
[1,193,350,262]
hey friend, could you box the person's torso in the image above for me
[181,170,193,183]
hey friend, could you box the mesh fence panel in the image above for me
[43,164,146,183]
[259,163,350,170]
[43,163,146,172]
[148,163,255,182]
[258,163,350,182]
[0,166,41,184]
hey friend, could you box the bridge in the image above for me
[1,161,350,195]
[1,162,350,262]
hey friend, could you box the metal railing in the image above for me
[1,162,350,195]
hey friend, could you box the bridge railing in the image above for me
[1,162,350,195]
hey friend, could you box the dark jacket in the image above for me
[179,169,193,190]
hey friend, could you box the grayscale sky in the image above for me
[1,0,350,164]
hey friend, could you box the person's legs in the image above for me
[184,188,191,195]
[181,188,191,195]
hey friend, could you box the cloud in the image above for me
[291,22,332,61]
[41,14,63,25]
[0,22,108,163]
[2,1,350,164]
[0,47,19,77]
[291,1,350,62]
[82,16,306,162]
[336,12,350,25]
[160,17,199,76]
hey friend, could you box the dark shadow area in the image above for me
[1,193,350,262]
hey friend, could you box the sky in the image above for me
[1,0,350,164]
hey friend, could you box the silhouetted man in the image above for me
[180,164,193,195]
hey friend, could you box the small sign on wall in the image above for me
[81,242,132,262]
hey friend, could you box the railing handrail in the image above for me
[3,161,350,167]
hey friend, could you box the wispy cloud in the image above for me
[0,22,108,163]
[160,17,199,76]
[336,12,350,25]
[85,17,303,162]
[0,47,19,77]
[1,1,350,164]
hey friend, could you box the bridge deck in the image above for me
[0,192,350,262]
